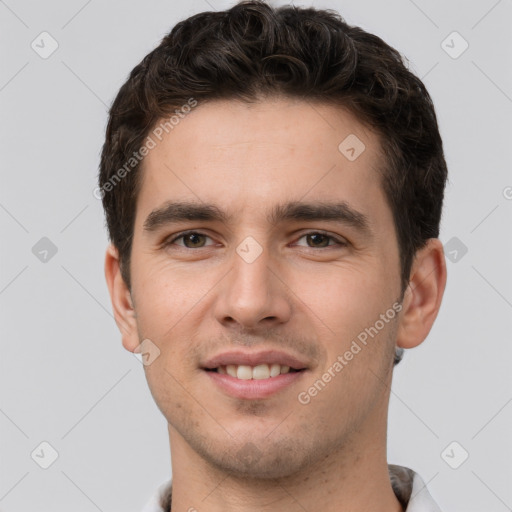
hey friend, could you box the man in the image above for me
[99,1,447,510]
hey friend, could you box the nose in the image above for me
[213,243,292,331]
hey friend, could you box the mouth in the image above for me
[201,350,309,399]
[201,351,308,399]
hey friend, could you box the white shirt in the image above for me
[142,465,442,511]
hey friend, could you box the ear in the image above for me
[396,238,447,350]
[104,244,140,352]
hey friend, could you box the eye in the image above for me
[294,232,346,249]
[165,231,215,249]
[163,230,346,250]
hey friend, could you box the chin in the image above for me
[196,435,316,481]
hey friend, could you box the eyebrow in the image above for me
[143,200,372,236]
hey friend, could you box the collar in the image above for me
[142,465,442,512]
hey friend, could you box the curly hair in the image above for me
[98,1,447,367]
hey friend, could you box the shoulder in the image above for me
[389,465,443,512]
[141,479,172,512]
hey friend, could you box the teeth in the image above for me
[252,364,270,380]
[226,365,237,378]
[269,363,281,377]
[236,365,253,380]
[218,364,296,380]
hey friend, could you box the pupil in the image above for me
[309,234,327,247]
[186,234,203,247]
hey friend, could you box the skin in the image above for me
[105,97,446,512]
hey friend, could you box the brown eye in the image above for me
[166,231,213,249]
[306,233,331,248]
[182,233,207,248]
[295,232,345,249]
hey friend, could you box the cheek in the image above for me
[130,260,217,375]
[287,259,393,339]
[130,253,205,333]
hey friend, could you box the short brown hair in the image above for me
[99,0,447,310]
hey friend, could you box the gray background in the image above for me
[1,0,511,510]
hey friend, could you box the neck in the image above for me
[166,422,403,512]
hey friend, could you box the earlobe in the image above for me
[104,244,140,352]
[396,238,447,350]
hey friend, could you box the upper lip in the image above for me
[202,350,309,370]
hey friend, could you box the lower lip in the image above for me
[204,370,306,399]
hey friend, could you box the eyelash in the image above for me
[163,230,347,250]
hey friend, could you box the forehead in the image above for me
[135,98,388,229]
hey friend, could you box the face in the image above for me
[121,98,405,478]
